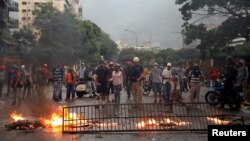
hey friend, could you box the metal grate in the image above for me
[62,103,227,133]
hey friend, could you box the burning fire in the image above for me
[136,118,190,129]
[10,111,26,121]
[207,117,230,125]
[9,106,84,128]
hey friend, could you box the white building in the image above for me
[18,0,82,29]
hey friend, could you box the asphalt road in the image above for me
[0,85,249,141]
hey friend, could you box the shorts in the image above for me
[152,82,162,93]
[96,84,108,95]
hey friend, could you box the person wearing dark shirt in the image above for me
[52,65,64,101]
[220,56,237,108]
[124,61,133,101]
[130,57,143,106]
[95,61,109,105]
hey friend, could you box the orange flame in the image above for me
[10,111,25,121]
[207,117,230,125]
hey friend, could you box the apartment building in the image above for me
[18,0,82,29]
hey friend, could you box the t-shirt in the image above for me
[162,68,172,83]
[53,68,64,82]
[112,71,123,86]
[130,65,143,82]
[95,67,109,85]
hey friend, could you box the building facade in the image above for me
[18,0,82,29]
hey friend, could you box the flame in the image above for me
[137,118,190,129]
[10,111,26,121]
[207,117,230,125]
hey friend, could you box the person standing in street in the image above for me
[209,66,219,87]
[78,63,86,81]
[162,62,172,105]
[237,59,249,101]
[149,62,163,103]
[124,61,132,101]
[95,61,109,107]
[65,68,75,101]
[112,64,123,105]
[52,65,64,101]
[188,63,204,107]
[107,62,115,102]
[130,57,143,106]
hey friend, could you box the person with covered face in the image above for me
[162,62,172,105]
[149,62,163,103]
[188,63,204,106]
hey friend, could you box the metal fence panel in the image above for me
[62,103,229,133]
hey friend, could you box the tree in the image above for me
[176,0,250,59]
[31,3,117,65]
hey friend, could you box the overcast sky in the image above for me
[80,0,184,49]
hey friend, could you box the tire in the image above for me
[228,94,241,110]
[76,92,84,98]
[142,83,151,96]
[205,91,220,106]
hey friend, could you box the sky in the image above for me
[80,0,184,49]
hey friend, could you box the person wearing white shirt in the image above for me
[162,62,172,105]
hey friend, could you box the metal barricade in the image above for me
[62,103,230,133]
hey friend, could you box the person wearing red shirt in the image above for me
[209,66,219,87]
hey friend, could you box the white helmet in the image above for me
[133,57,140,62]
[21,65,25,69]
[167,62,171,67]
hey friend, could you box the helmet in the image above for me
[239,59,245,64]
[115,63,120,67]
[133,57,139,62]
[21,65,25,69]
[167,62,171,67]
[154,62,158,66]
[44,64,48,67]
[81,62,85,65]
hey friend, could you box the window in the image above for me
[28,9,31,12]
[22,17,26,20]
[22,1,27,5]
[22,9,27,12]
[28,17,31,20]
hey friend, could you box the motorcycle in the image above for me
[205,79,244,110]
[141,79,152,96]
[75,80,89,98]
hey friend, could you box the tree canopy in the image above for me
[176,0,250,59]
[24,3,117,65]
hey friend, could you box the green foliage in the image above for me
[176,0,250,59]
[30,3,117,65]
[12,29,35,44]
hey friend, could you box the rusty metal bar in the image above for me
[62,102,233,134]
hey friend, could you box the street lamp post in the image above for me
[125,29,138,47]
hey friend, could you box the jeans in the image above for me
[126,80,131,99]
[66,83,75,99]
[163,82,171,105]
[53,81,62,100]
[113,84,122,104]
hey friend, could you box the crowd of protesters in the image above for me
[0,55,248,112]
